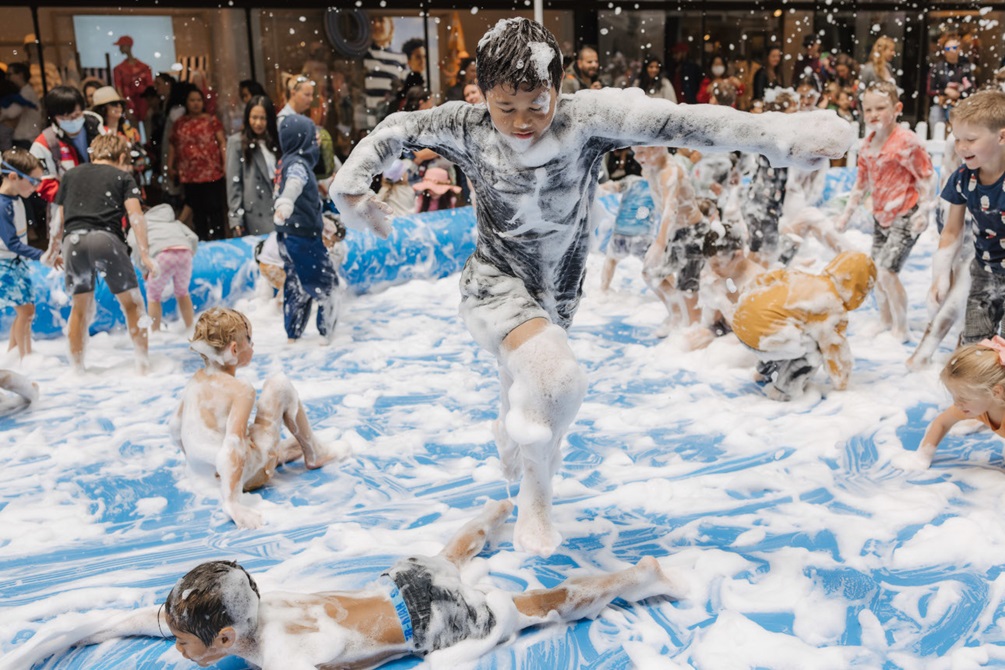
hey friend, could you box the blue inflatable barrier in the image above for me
[1,207,478,339]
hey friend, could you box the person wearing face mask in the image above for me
[29,85,101,207]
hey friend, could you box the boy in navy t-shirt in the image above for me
[932,90,1005,343]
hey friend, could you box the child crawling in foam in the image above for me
[1,501,686,670]
[330,18,854,556]
[171,307,346,529]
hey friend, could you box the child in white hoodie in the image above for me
[128,203,199,331]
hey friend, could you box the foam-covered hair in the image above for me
[476,18,563,94]
[165,561,261,646]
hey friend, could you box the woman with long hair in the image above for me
[167,87,227,240]
[226,95,280,236]
[859,35,897,89]
[632,56,677,102]
[752,45,785,102]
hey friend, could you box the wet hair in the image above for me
[165,561,261,647]
[476,18,563,94]
[402,38,425,59]
[863,80,900,107]
[88,134,130,163]
[239,79,267,98]
[191,307,251,362]
[941,342,1005,399]
[950,90,1005,132]
[703,220,745,257]
[241,95,279,163]
[2,147,41,177]
[44,85,85,124]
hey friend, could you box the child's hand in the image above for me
[337,193,394,239]
[228,504,264,530]
[891,448,933,471]
[835,211,850,232]
[930,275,950,307]
[274,197,295,225]
[142,255,161,280]
[909,209,929,235]
[643,242,663,270]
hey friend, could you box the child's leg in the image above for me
[9,303,34,358]
[283,236,340,340]
[67,293,94,370]
[0,369,38,403]
[492,366,522,481]
[176,295,195,329]
[960,260,1005,344]
[252,372,344,469]
[877,269,908,340]
[147,301,163,332]
[600,257,618,292]
[277,236,314,340]
[908,255,971,369]
[171,250,196,329]
[511,556,685,626]
[114,288,150,372]
[439,499,514,566]
[501,319,587,557]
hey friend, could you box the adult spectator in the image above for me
[112,36,153,125]
[3,63,42,150]
[562,46,600,93]
[278,74,315,127]
[92,86,147,185]
[30,85,101,204]
[22,34,62,100]
[168,87,227,240]
[859,36,897,90]
[226,95,279,236]
[363,16,407,131]
[668,43,702,104]
[238,80,267,106]
[752,45,785,102]
[80,78,103,109]
[632,56,677,103]
[927,32,976,131]
[697,55,743,106]
[832,54,859,91]
[444,57,476,102]
[402,38,427,92]
[463,82,483,104]
[792,35,826,88]
[157,79,191,213]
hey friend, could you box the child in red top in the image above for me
[838,81,935,342]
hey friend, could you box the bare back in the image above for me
[177,369,255,479]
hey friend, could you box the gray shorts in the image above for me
[962,258,1005,344]
[644,221,709,292]
[383,555,497,654]
[606,233,652,261]
[871,209,919,273]
[459,254,551,356]
[63,229,138,296]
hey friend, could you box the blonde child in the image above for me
[0,149,60,360]
[128,204,198,331]
[899,338,1005,469]
[171,307,346,529]
[837,81,935,342]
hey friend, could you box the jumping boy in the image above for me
[0,501,687,670]
[330,18,854,555]
[837,81,935,343]
[172,307,346,529]
[927,90,1005,346]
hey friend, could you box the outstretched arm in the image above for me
[216,384,261,529]
[904,405,967,469]
[0,606,166,670]
[329,103,470,237]
[586,88,856,171]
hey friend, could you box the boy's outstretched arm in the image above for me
[330,105,469,237]
[0,605,165,670]
[895,405,966,470]
[589,89,856,171]
[930,203,966,306]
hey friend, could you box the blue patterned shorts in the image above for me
[0,258,34,308]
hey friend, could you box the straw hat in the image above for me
[92,86,124,107]
[412,167,460,195]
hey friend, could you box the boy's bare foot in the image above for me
[654,318,674,339]
[619,556,690,602]
[304,440,351,469]
[481,499,515,530]
[905,352,929,372]
[513,503,561,557]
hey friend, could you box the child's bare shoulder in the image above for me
[187,369,255,400]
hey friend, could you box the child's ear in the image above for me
[993,384,1005,401]
[214,626,238,650]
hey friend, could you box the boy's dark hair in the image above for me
[476,18,563,94]
[702,218,744,257]
[402,38,425,59]
[165,561,261,646]
[239,79,267,98]
[2,147,41,176]
[44,85,85,124]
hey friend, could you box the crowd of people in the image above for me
[5,15,1005,669]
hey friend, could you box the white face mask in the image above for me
[711,65,726,77]
[57,117,85,135]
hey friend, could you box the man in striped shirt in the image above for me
[363,16,407,131]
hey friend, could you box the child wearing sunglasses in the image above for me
[0,148,61,361]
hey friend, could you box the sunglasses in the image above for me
[945,45,960,52]
[1,161,41,187]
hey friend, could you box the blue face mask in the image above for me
[57,116,85,135]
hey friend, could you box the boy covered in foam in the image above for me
[731,251,876,401]
[171,307,346,529]
[1,501,686,670]
[330,18,854,556]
